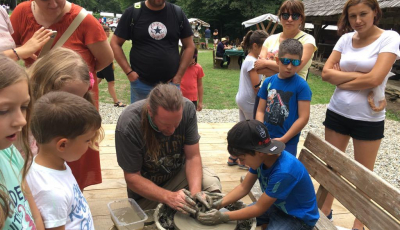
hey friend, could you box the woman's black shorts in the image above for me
[97,63,114,82]
[323,109,384,141]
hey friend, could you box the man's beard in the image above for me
[147,0,166,8]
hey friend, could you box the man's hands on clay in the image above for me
[166,189,197,215]
[197,209,230,225]
[194,191,212,209]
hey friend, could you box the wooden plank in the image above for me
[316,185,329,210]
[270,22,279,35]
[315,210,336,230]
[265,21,272,33]
[304,132,400,221]
[260,22,266,31]
[299,148,400,230]
[256,24,260,30]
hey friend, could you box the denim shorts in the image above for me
[323,109,384,141]
[250,203,314,230]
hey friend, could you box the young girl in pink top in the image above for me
[180,48,205,111]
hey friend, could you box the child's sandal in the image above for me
[114,101,126,107]
[227,156,239,166]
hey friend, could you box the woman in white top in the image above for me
[254,0,317,80]
[321,1,400,229]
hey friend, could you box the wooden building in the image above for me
[303,0,400,60]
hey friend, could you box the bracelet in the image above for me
[12,48,20,60]
[126,70,134,76]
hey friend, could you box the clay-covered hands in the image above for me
[194,191,212,209]
[197,209,230,225]
[165,189,197,215]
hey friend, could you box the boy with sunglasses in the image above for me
[256,38,311,157]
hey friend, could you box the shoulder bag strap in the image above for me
[53,8,88,49]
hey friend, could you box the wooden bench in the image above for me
[242,132,400,230]
[213,49,223,69]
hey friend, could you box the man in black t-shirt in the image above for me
[115,84,221,211]
[111,0,195,103]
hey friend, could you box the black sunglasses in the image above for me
[281,13,301,21]
[279,58,301,67]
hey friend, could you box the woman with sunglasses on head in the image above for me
[321,1,399,229]
[254,0,316,81]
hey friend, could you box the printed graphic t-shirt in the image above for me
[249,151,319,226]
[181,63,205,101]
[262,31,317,79]
[115,2,193,85]
[0,145,36,230]
[26,157,94,229]
[115,98,200,199]
[258,73,312,145]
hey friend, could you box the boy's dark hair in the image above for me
[278,38,303,59]
[31,91,103,150]
[243,30,269,52]
[227,145,256,157]
[102,25,110,32]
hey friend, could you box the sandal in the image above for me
[238,164,249,170]
[114,101,126,107]
[227,156,239,166]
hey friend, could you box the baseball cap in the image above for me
[227,120,285,154]
[221,38,227,42]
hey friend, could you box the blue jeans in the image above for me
[130,79,154,104]
[130,79,181,104]
[285,143,298,157]
[254,204,313,230]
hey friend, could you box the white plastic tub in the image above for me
[108,198,148,230]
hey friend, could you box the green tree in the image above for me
[175,0,282,41]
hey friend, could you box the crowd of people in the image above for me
[0,0,399,230]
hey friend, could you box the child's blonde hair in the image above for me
[30,91,103,151]
[28,47,94,104]
[0,55,32,227]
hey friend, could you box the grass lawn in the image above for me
[100,38,399,121]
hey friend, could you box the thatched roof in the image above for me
[304,0,400,17]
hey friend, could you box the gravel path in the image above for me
[100,102,400,189]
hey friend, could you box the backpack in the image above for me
[130,1,184,37]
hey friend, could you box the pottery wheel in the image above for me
[173,211,237,230]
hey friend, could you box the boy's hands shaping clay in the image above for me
[197,209,230,225]
[194,191,213,209]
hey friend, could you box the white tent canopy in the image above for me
[242,13,280,28]
[188,18,210,28]
[100,12,114,17]
[116,14,122,18]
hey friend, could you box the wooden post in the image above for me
[260,22,266,31]
[256,24,260,30]
[265,21,272,33]
[270,22,279,34]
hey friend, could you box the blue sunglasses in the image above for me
[279,58,301,67]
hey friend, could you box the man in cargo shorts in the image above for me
[115,84,221,213]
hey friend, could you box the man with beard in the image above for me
[115,84,221,212]
[111,0,195,103]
